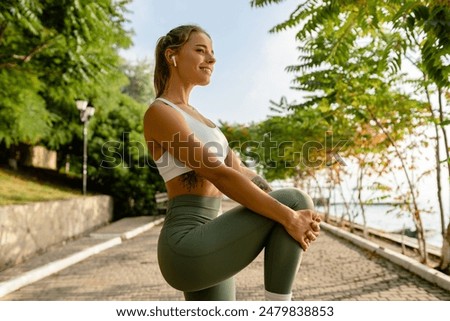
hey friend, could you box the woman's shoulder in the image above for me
[147,98,168,111]
[145,99,176,120]
[144,99,187,134]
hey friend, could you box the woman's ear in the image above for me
[165,49,176,66]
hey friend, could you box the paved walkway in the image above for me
[1,201,450,301]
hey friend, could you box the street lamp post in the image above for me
[76,100,95,195]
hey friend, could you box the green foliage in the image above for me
[398,1,450,88]
[67,66,163,218]
[252,0,439,179]
[250,0,287,8]
[252,0,448,262]
[87,95,164,217]
[0,0,133,148]
[0,68,56,146]
[121,59,155,104]
[0,1,165,218]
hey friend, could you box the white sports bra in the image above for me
[152,97,229,182]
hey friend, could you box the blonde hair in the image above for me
[154,25,211,97]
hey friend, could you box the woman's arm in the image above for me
[225,149,272,192]
[205,164,318,249]
[144,104,318,249]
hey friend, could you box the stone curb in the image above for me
[321,222,450,292]
[122,217,165,240]
[0,217,165,298]
[90,217,165,241]
[0,237,121,298]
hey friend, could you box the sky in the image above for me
[119,0,301,124]
[120,1,449,220]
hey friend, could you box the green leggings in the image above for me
[157,188,314,300]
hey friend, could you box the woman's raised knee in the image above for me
[270,187,314,211]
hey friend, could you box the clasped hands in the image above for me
[286,209,321,251]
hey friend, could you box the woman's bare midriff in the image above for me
[165,174,223,199]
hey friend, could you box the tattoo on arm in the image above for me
[251,175,272,192]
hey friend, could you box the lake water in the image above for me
[316,203,446,248]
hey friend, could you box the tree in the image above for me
[121,59,155,104]
[251,0,449,264]
[0,1,167,218]
[0,0,133,151]
[393,0,450,272]
[87,93,164,218]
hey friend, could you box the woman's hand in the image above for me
[284,209,321,251]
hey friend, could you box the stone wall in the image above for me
[0,195,113,270]
[26,146,57,170]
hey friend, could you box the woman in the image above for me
[143,25,321,301]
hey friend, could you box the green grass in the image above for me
[0,167,82,205]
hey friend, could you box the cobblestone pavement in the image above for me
[1,217,449,301]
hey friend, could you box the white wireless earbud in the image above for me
[171,56,177,67]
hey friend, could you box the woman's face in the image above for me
[173,31,216,86]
